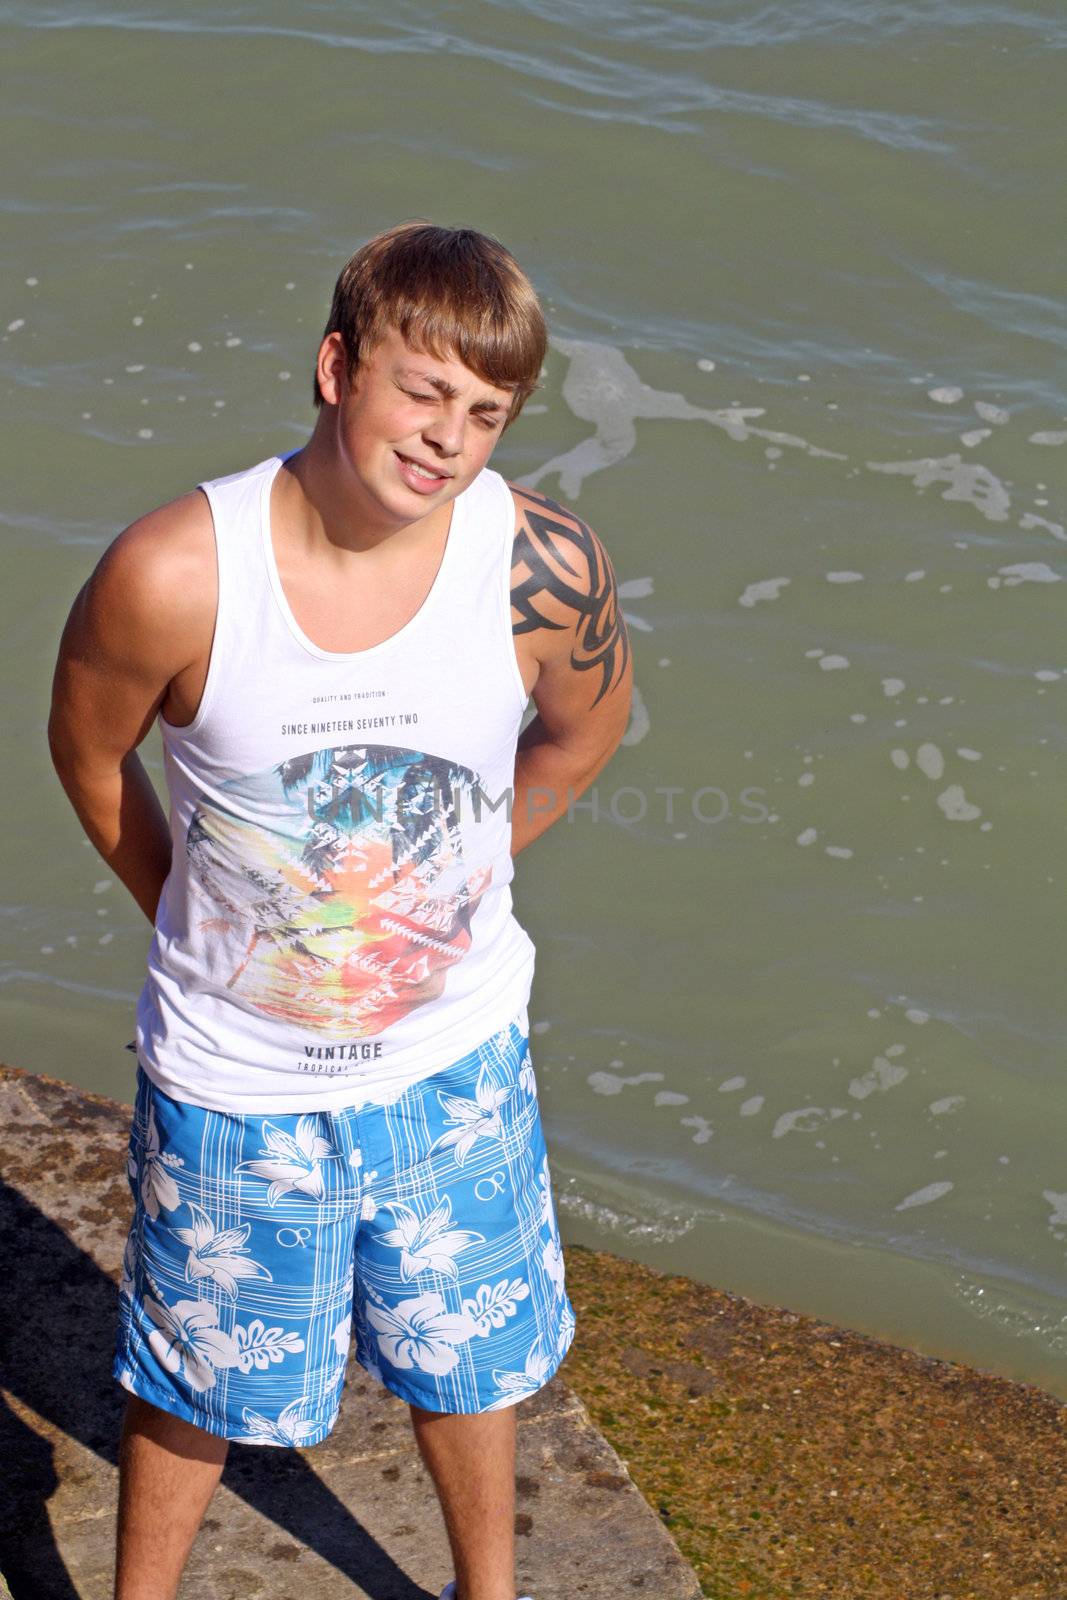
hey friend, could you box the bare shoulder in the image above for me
[49,487,221,759]
[72,488,217,675]
[92,488,215,622]
[507,481,618,616]
[506,480,631,714]
[50,489,216,744]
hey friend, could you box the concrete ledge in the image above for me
[0,1065,703,1600]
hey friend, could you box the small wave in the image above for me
[556,1185,698,1244]
[0,967,139,1005]
[953,1273,1067,1355]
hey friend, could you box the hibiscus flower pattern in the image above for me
[240,1397,321,1447]
[482,1334,556,1411]
[139,1102,182,1220]
[555,1300,577,1359]
[236,1116,338,1205]
[482,1299,576,1411]
[118,1014,576,1441]
[427,1066,517,1166]
[517,1040,537,1102]
[171,1203,273,1300]
[145,1296,239,1394]
[537,1154,557,1234]
[365,1291,483,1375]
[363,1277,532,1376]
[375,1196,485,1281]
[541,1234,566,1302]
[330,1314,352,1361]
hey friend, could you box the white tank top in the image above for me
[135,449,536,1113]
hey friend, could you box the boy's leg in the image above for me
[113,1070,361,1594]
[409,1402,518,1600]
[115,1395,228,1600]
[348,1011,576,1600]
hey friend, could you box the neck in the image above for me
[281,410,450,558]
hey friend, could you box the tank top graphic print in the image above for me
[135,450,535,1113]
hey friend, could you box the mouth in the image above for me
[394,450,452,489]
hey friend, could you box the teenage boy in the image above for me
[48,221,632,1600]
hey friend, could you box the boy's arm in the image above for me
[47,492,216,924]
[508,485,633,855]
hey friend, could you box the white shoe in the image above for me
[437,1584,534,1600]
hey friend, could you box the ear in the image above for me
[316,332,350,408]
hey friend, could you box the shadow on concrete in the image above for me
[0,1179,433,1600]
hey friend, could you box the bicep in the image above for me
[531,627,632,759]
[49,579,165,772]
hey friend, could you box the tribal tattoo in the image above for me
[510,487,630,707]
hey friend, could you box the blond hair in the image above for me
[313,222,546,427]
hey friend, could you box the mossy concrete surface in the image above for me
[558,1246,1065,1599]
[0,1065,700,1600]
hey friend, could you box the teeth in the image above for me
[401,455,442,481]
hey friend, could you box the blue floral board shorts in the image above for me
[114,1011,577,1446]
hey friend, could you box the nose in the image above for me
[421,402,466,459]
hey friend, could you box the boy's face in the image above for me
[318,324,515,527]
